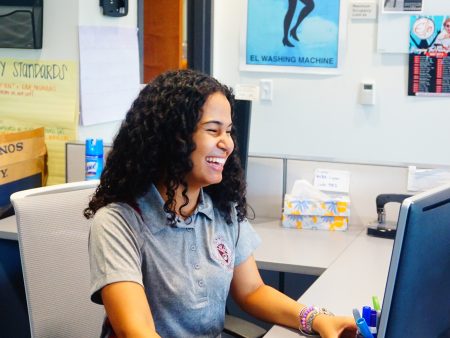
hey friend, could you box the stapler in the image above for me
[367,194,412,239]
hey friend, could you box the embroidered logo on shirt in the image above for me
[212,235,233,269]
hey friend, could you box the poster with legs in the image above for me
[240,0,346,74]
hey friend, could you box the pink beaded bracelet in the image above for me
[299,305,334,336]
[299,306,315,333]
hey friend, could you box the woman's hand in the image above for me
[312,314,357,338]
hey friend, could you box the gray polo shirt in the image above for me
[89,184,261,338]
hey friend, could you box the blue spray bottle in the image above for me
[85,138,103,180]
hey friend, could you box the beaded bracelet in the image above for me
[298,306,335,336]
[299,305,315,332]
[306,308,321,333]
[298,327,320,337]
[307,307,335,334]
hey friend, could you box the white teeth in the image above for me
[206,157,226,165]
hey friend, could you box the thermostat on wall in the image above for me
[359,81,376,105]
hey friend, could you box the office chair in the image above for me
[11,180,104,338]
[12,180,266,338]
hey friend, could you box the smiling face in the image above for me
[185,92,234,191]
[445,19,450,34]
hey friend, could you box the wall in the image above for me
[0,0,137,142]
[212,0,450,167]
[3,1,449,166]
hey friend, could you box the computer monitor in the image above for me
[232,99,252,176]
[377,184,450,338]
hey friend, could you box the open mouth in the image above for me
[206,156,226,170]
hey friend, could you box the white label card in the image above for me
[314,168,350,193]
[234,84,259,101]
[351,1,377,20]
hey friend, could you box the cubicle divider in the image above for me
[245,155,412,227]
[246,157,285,220]
[67,142,419,228]
[285,159,410,226]
[66,142,112,183]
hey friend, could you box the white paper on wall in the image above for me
[79,26,140,126]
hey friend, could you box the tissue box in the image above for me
[282,194,350,231]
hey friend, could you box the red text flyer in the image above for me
[408,15,450,96]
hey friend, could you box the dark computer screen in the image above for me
[232,99,252,176]
[378,184,450,338]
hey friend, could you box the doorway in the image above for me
[139,0,212,82]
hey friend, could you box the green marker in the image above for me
[372,295,381,311]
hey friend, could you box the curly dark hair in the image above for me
[84,69,247,226]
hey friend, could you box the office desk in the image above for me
[253,221,364,275]
[0,215,17,241]
[263,230,394,338]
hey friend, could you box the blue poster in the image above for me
[245,0,341,70]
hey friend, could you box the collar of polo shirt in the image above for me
[138,184,214,234]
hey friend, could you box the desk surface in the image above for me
[263,229,394,338]
[0,215,17,241]
[253,221,363,275]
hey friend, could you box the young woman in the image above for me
[85,69,357,338]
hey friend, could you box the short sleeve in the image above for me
[234,219,261,266]
[89,205,143,304]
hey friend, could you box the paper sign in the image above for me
[0,58,78,128]
[234,84,259,101]
[351,1,377,19]
[79,25,140,126]
[314,168,350,193]
[407,166,450,192]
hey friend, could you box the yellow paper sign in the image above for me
[0,58,78,128]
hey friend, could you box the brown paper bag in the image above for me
[0,128,47,219]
